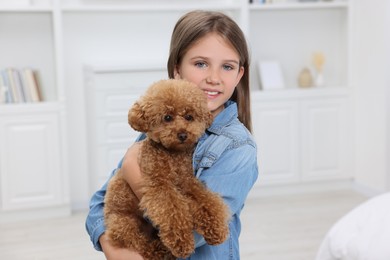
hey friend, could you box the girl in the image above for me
[86,10,258,260]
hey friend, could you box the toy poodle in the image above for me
[104,79,230,259]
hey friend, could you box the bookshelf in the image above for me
[0,0,353,215]
[246,0,352,187]
[0,0,70,222]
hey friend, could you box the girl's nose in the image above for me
[206,68,221,85]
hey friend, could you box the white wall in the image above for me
[386,1,390,191]
[352,0,390,194]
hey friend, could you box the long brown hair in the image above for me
[167,10,252,132]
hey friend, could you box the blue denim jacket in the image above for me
[85,101,259,259]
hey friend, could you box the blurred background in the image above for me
[0,0,389,259]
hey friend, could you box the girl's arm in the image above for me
[194,143,259,247]
[85,143,143,255]
[121,142,143,200]
[201,144,258,215]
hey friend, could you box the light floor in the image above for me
[0,189,368,260]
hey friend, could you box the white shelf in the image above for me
[0,101,61,114]
[85,62,166,74]
[250,1,348,11]
[61,3,241,12]
[0,0,52,12]
[0,7,51,12]
[0,0,238,12]
[251,86,350,101]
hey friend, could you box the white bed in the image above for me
[316,192,390,260]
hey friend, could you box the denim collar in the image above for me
[207,101,237,135]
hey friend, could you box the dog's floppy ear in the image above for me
[128,101,149,133]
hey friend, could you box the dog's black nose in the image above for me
[177,132,187,142]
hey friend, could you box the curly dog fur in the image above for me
[104,79,230,259]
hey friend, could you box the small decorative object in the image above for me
[258,60,285,90]
[298,67,313,88]
[312,52,325,87]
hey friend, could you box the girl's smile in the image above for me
[204,89,220,99]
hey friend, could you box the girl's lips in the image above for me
[204,90,220,99]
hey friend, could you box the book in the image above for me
[23,68,42,102]
[1,70,13,103]
[6,68,22,103]
[32,70,43,102]
[0,68,43,103]
[0,73,6,104]
[13,69,26,102]
[19,69,32,102]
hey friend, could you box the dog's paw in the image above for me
[193,196,230,245]
[169,241,194,259]
[203,223,229,245]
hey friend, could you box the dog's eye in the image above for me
[164,115,173,122]
[184,115,194,121]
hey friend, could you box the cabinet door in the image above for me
[92,92,140,191]
[300,98,350,181]
[84,66,167,193]
[252,101,300,185]
[0,113,62,210]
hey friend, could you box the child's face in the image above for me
[174,33,244,117]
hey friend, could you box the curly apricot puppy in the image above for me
[104,79,230,259]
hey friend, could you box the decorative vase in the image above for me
[315,71,324,87]
[298,68,313,88]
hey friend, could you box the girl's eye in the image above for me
[195,62,207,69]
[184,115,194,121]
[164,115,173,122]
[223,64,234,71]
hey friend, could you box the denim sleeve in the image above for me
[85,162,122,251]
[85,134,146,251]
[194,143,259,247]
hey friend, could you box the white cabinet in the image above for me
[0,0,70,221]
[247,0,352,188]
[252,99,300,184]
[301,98,349,181]
[0,105,60,210]
[252,89,352,186]
[0,104,70,222]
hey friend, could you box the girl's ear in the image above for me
[128,102,149,132]
[235,66,244,87]
[174,66,181,79]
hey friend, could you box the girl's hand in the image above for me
[122,142,143,200]
[100,143,145,260]
[99,233,144,260]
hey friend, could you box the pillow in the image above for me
[316,192,390,260]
